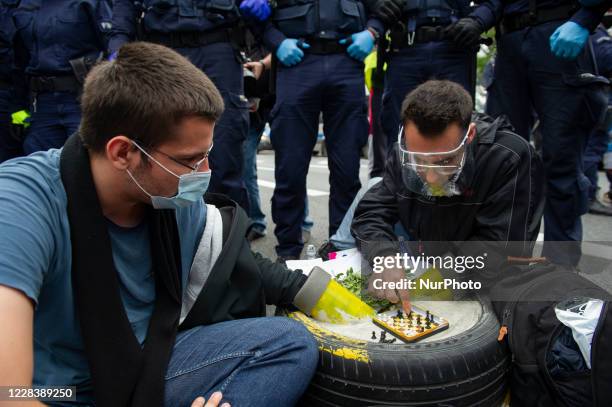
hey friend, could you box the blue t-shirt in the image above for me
[0,149,207,405]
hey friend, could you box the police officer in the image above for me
[110,0,255,211]
[261,0,386,261]
[476,0,611,266]
[584,25,612,216]
[11,0,112,155]
[376,0,486,150]
[0,0,24,163]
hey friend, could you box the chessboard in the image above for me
[372,305,449,343]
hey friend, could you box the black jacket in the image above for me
[351,114,546,278]
[180,193,306,330]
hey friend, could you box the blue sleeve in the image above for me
[262,21,287,53]
[0,162,59,305]
[108,0,139,53]
[570,1,611,33]
[82,0,113,52]
[367,17,385,37]
[362,0,385,35]
[96,0,114,51]
[593,27,612,77]
[469,0,505,30]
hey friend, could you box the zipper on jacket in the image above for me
[498,307,511,342]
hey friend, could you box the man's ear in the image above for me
[467,122,477,143]
[106,136,139,171]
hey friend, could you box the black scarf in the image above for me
[60,134,182,406]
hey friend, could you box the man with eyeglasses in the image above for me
[0,42,319,407]
[318,80,545,310]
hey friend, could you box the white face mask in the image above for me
[127,140,212,210]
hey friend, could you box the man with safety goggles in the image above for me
[397,122,472,198]
[324,80,545,310]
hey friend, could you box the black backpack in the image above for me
[489,264,612,407]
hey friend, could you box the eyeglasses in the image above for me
[152,142,214,173]
[131,139,214,176]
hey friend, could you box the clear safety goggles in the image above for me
[397,126,469,176]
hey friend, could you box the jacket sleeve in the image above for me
[362,0,398,32]
[261,21,287,53]
[252,251,308,307]
[351,148,403,266]
[469,0,504,30]
[363,0,385,36]
[570,1,612,33]
[367,17,385,36]
[85,0,113,52]
[108,0,139,53]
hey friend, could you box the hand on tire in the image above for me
[367,267,411,313]
[191,391,230,407]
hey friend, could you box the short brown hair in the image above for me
[79,42,224,153]
[400,80,473,137]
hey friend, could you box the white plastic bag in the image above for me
[554,297,605,369]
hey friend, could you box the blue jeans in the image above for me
[330,177,410,249]
[243,120,268,232]
[330,177,383,250]
[243,119,314,233]
[164,317,318,406]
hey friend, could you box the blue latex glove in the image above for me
[339,30,375,61]
[240,0,271,21]
[276,39,310,67]
[550,21,589,60]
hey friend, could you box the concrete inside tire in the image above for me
[281,298,510,406]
